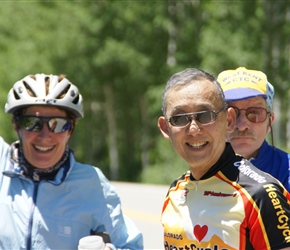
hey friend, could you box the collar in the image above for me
[190,142,238,181]
[10,141,71,181]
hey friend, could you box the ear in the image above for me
[158,116,171,140]
[267,112,275,134]
[13,121,23,140]
[226,107,236,133]
[12,120,21,135]
[270,112,275,123]
[13,122,18,132]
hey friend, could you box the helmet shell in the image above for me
[5,74,84,118]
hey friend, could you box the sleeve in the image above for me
[0,136,11,172]
[249,181,290,249]
[95,168,143,250]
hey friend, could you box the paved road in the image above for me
[111,181,169,250]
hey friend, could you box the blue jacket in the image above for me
[250,140,290,191]
[0,137,143,250]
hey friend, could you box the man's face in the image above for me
[227,97,272,159]
[158,79,235,179]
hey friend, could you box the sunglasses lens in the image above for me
[197,111,216,124]
[48,118,72,133]
[18,117,43,132]
[246,108,266,123]
[232,107,268,123]
[17,116,72,133]
[169,115,189,126]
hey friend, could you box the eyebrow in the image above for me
[170,104,215,114]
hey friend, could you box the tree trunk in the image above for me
[104,84,119,180]
[140,95,149,170]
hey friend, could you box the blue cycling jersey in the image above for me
[250,140,290,191]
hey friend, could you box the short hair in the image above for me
[161,68,227,116]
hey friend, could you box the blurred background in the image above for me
[0,1,289,184]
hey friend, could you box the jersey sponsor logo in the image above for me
[164,228,236,249]
[177,188,189,203]
[164,232,183,240]
[264,183,290,243]
[164,235,233,250]
[57,224,72,237]
[164,241,230,250]
[203,191,236,197]
[237,161,266,183]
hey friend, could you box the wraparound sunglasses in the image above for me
[15,115,73,133]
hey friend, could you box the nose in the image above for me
[37,123,51,137]
[235,111,250,131]
[187,119,201,134]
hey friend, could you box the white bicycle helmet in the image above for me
[5,74,84,118]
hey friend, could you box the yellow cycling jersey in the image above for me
[162,143,290,250]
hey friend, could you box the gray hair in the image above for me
[161,68,227,116]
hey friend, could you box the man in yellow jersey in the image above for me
[158,68,290,249]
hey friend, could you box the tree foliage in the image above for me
[0,1,289,184]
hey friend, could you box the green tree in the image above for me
[0,1,289,184]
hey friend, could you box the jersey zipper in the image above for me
[26,181,39,250]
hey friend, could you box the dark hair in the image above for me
[161,68,227,116]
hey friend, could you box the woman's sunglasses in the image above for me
[15,115,73,133]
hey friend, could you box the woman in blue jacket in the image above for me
[0,74,143,250]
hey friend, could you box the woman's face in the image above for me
[15,106,73,169]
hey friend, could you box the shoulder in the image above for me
[237,159,288,198]
[165,171,191,197]
[274,146,290,159]
[69,159,118,195]
[68,156,108,182]
[71,159,107,180]
[0,137,11,172]
[259,140,289,159]
[0,137,10,156]
[238,159,282,183]
[169,171,190,189]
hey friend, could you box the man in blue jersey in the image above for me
[218,67,290,191]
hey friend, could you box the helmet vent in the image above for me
[23,80,36,97]
[56,84,70,99]
[13,89,21,100]
[72,95,80,104]
[45,76,50,95]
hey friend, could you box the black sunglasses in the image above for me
[15,116,73,133]
[168,107,226,127]
[230,106,271,123]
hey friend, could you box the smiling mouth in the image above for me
[187,141,208,149]
[34,145,54,152]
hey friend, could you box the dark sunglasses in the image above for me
[168,107,226,127]
[15,116,73,133]
[230,106,271,123]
